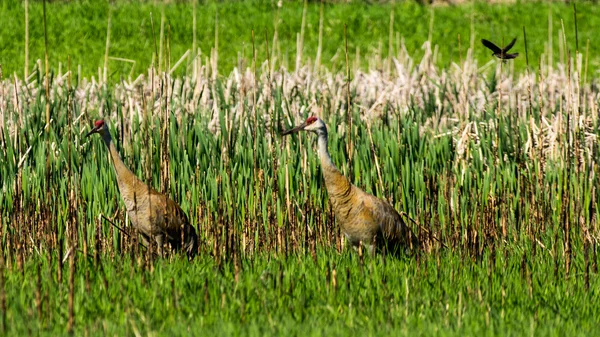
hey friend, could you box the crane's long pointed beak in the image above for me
[280,122,306,136]
[85,127,99,138]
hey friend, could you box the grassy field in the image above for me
[1,0,600,336]
[1,0,600,79]
[5,252,599,336]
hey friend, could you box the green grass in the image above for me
[1,1,600,335]
[5,251,600,336]
[1,0,600,79]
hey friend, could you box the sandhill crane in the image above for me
[86,119,198,258]
[282,116,419,255]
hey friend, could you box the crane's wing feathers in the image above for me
[148,189,198,256]
[369,197,418,252]
[148,190,187,227]
[481,39,502,54]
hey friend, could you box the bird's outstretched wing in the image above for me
[502,38,517,52]
[481,39,502,54]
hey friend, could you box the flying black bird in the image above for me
[481,38,519,60]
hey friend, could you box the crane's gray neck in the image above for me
[316,128,335,169]
[315,125,352,201]
[100,130,113,146]
[100,130,130,177]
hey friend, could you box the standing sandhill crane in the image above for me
[282,116,419,255]
[86,119,198,258]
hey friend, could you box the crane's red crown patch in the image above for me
[94,120,105,128]
[306,116,318,125]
